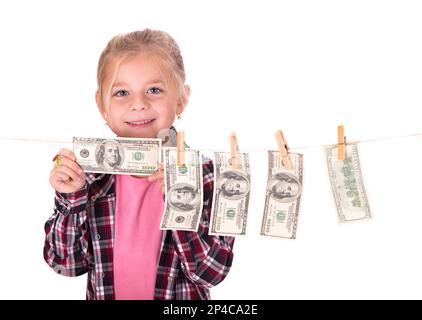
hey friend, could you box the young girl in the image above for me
[44,29,235,300]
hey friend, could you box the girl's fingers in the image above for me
[148,174,158,181]
[148,170,164,181]
[57,165,82,183]
[54,171,72,184]
[148,164,164,189]
[59,148,76,161]
[59,157,83,175]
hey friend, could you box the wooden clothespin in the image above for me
[230,132,239,170]
[275,130,293,170]
[177,131,185,166]
[337,125,346,161]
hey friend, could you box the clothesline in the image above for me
[1,132,422,151]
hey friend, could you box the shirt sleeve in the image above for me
[43,185,93,277]
[172,160,235,288]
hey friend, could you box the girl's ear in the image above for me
[176,84,191,115]
[96,90,109,123]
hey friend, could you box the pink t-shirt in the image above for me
[113,174,164,300]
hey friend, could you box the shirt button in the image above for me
[96,234,101,240]
[53,265,66,275]
[101,272,105,278]
[91,195,97,201]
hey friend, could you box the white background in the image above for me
[1,0,422,299]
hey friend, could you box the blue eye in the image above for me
[147,87,162,94]
[114,90,129,97]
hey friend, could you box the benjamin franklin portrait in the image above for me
[95,140,124,171]
[168,183,201,212]
[218,170,250,200]
[269,172,301,203]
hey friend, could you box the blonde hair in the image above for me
[97,29,187,109]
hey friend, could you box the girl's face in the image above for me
[97,53,188,139]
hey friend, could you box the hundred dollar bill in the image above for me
[261,151,303,239]
[157,127,177,147]
[210,152,251,236]
[326,143,371,222]
[73,137,161,176]
[160,148,203,231]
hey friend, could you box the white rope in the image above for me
[0,137,72,144]
[1,132,422,151]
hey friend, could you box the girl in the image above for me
[44,29,235,300]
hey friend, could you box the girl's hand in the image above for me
[148,163,165,194]
[49,148,86,194]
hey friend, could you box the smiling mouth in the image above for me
[125,119,155,126]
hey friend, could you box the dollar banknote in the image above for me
[73,137,161,176]
[261,151,303,239]
[160,148,203,231]
[157,127,177,147]
[210,152,251,236]
[326,143,371,222]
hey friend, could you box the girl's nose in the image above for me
[130,103,149,111]
[130,95,150,111]
[131,104,146,111]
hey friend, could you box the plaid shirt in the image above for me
[44,157,235,300]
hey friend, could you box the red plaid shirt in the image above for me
[44,157,235,300]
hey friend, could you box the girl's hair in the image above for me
[97,29,187,108]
